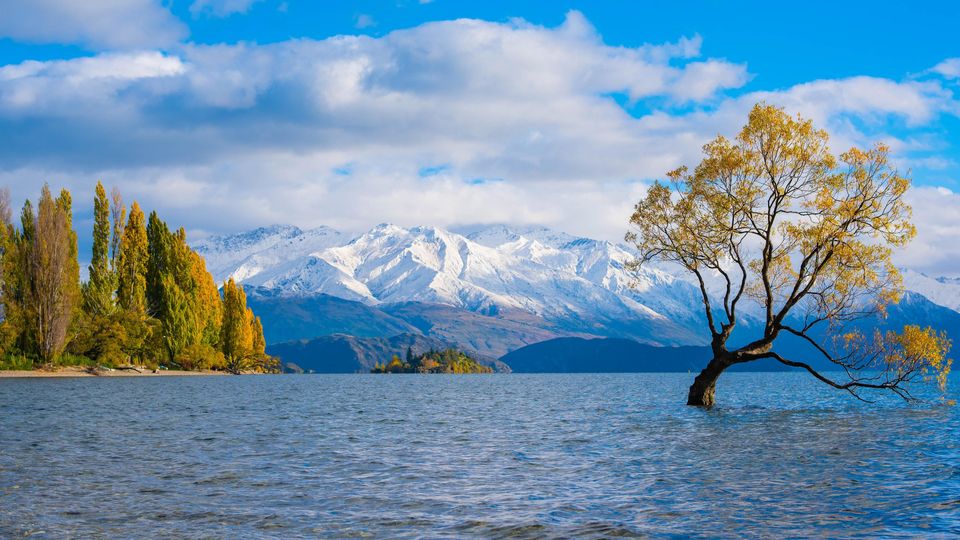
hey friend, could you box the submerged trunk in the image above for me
[687,355,730,407]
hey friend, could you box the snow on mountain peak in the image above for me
[194,224,346,285]
[191,222,960,346]
[190,223,715,343]
[901,269,960,312]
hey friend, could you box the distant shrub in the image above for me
[372,348,492,374]
[177,343,225,371]
[0,354,35,371]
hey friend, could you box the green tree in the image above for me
[146,211,171,318]
[117,202,148,314]
[0,188,15,353]
[190,251,222,347]
[160,227,223,364]
[4,201,35,355]
[0,182,273,373]
[251,316,265,356]
[160,274,192,365]
[220,278,249,373]
[83,181,115,316]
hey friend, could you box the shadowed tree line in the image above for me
[0,182,277,373]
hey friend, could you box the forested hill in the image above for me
[0,182,275,373]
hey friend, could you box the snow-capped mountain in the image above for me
[901,269,960,313]
[193,223,712,345]
[194,225,346,286]
[193,223,960,348]
[461,224,707,328]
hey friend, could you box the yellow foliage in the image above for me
[627,102,949,399]
[628,103,917,331]
[885,325,952,390]
[117,202,148,313]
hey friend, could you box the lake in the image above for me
[1,373,958,538]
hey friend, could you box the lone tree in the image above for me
[627,103,952,407]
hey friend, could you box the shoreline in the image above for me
[0,366,230,378]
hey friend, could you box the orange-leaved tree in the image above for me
[627,103,952,407]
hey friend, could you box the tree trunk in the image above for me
[687,355,730,407]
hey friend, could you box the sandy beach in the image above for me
[0,366,229,378]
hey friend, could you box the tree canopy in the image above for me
[0,182,275,373]
[372,348,493,374]
[627,103,951,406]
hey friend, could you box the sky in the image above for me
[1,1,959,274]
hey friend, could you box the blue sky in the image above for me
[5,1,957,91]
[0,1,959,273]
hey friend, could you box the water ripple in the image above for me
[0,372,958,538]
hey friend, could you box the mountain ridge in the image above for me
[195,223,960,358]
[194,222,716,347]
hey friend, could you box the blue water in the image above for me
[0,373,958,538]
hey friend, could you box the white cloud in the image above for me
[931,58,960,79]
[898,186,960,275]
[0,12,750,177]
[190,0,262,18]
[672,60,750,102]
[0,0,186,49]
[749,76,951,127]
[0,11,956,275]
[0,52,185,115]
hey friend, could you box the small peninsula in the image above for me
[372,348,493,374]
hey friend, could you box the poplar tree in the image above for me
[158,228,201,364]
[109,187,125,270]
[220,278,254,373]
[0,188,13,352]
[117,203,148,313]
[146,211,171,318]
[0,182,272,371]
[25,185,80,364]
[252,316,265,357]
[0,189,12,307]
[160,274,191,365]
[84,181,114,316]
[5,201,35,354]
[190,251,222,347]
[55,188,81,323]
